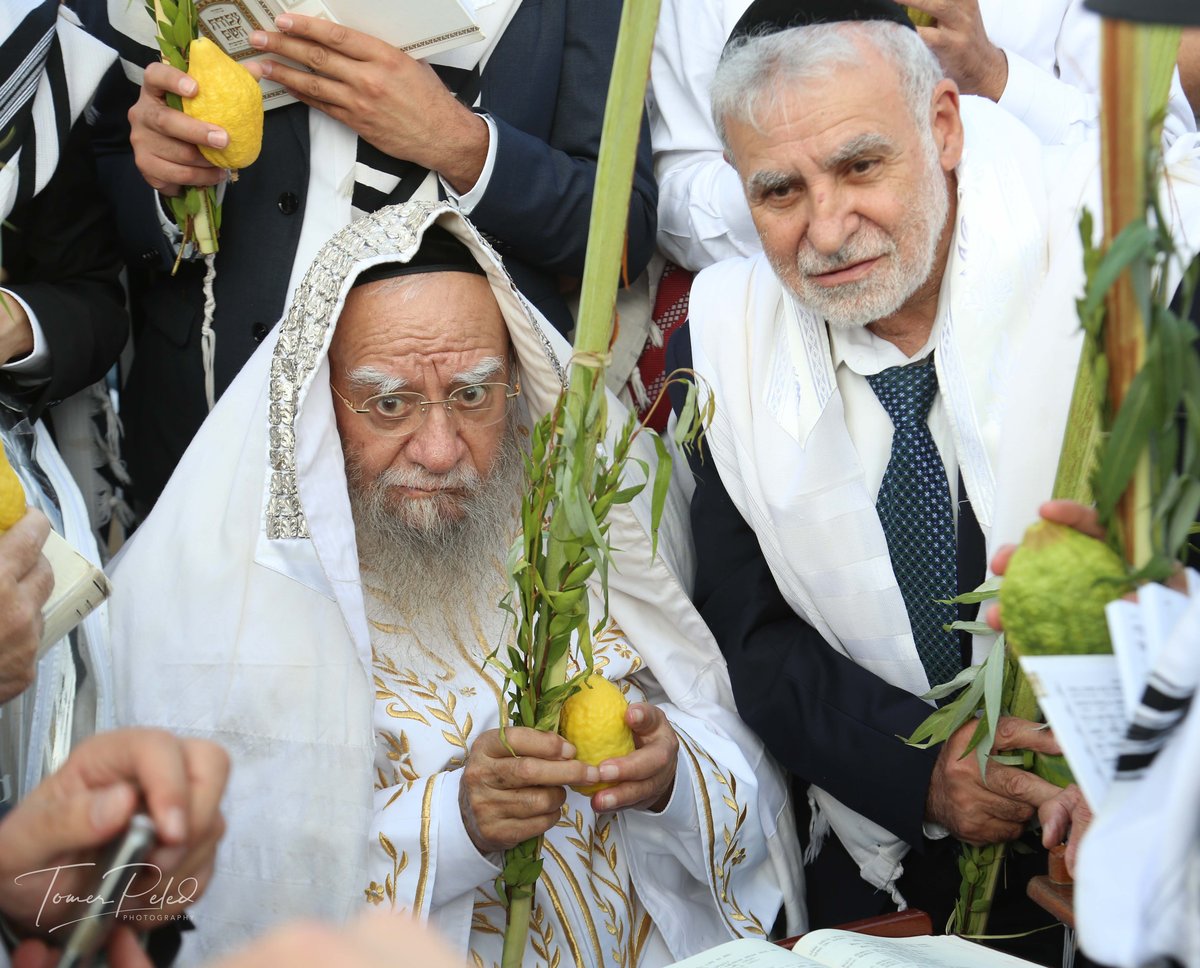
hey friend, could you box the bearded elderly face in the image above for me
[329,271,518,532]
[724,46,962,330]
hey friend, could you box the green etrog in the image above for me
[999,521,1128,656]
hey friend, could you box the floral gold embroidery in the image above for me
[678,730,766,937]
[375,832,408,910]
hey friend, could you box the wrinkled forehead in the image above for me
[329,271,512,382]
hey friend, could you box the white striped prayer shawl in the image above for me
[0,1,115,220]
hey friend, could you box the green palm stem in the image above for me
[498,1,661,965]
[1098,20,1180,567]
[152,0,218,258]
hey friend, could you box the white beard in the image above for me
[778,134,950,330]
[347,417,525,622]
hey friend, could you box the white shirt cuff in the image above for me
[997,49,1095,146]
[634,752,696,826]
[439,113,497,215]
[0,289,50,377]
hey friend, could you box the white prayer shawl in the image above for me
[107,202,803,963]
[0,3,116,220]
[686,97,1200,899]
[1075,586,1200,968]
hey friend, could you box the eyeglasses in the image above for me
[332,375,521,437]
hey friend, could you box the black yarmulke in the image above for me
[350,223,487,289]
[728,0,916,44]
[1083,0,1200,25]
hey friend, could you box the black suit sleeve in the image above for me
[471,0,657,282]
[1,121,128,414]
[667,322,938,847]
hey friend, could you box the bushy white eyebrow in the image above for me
[821,133,895,170]
[346,366,409,395]
[451,356,506,386]
[345,357,505,397]
[746,169,795,199]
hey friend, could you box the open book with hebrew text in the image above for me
[667,933,1039,968]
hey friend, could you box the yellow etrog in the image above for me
[182,38,264,171]
[558,675,635,795]
[0,446,24,531]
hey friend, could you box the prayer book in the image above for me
[195,0,484,108]
[1019,567,1199,807]
[38,527,110,658]
[666,933,1040,967]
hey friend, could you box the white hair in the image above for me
[711,20,945,150]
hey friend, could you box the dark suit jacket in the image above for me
[665,321,985,850]
[1,120,128,419]
[89,0,657,510]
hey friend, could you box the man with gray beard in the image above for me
[106,202,802,966]
[665,0,1200,937]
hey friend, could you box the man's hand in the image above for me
[925,715,1063,844]
[0,296,34,366]
[206,914,462,968]
[0,728,229,936]
[460,728,596,854]
[249,15,489,193]
[901,0,1008,101]
[0,508,53,703]
[587,703,679,814]
[1038,783,1093,878]
[128,62,234,195]
[12,926,151,968]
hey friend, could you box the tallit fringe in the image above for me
[805,789,908,910]
[804,787,831,866]
[628,365,651,411]
[201,254,217,411]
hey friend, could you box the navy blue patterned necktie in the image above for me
[866,358,961,686]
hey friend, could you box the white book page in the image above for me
[321,0,480,53]
[1020,654,1125,806]
[1137,581,1191,672]
[795,932,1036,967]
[667,938,824,968]
[1106,599,1148,717]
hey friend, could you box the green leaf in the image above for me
[673,380,698,450]
[1032,753,1074,788]
[1166,477,1200,561]
[967,637,1007,777]
[649,431,671,559]
[922,663,982,702]
[945,620,996,636]
[936,575,1002,606]
[1094,368,1156,519]
[172,8,194,52]
[905,667,986,749]
[1080,220,1156,321]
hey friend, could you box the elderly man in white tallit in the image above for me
[105,201,802,966]
[665,0,1200,935]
